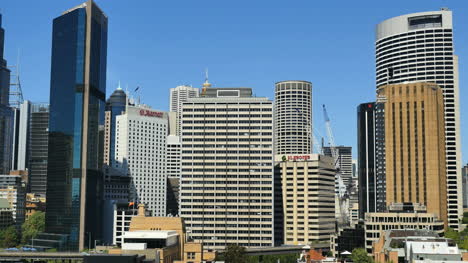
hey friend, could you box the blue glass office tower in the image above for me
[46,0,107,251]
[0,13,13,175]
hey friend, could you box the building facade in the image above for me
[0,13,12,176]
[0,175,25,229]
[274,81,312,155]
[166,135,181,216]
[169,85,199,136]
[28,104,49,195]
[179,88,274,249]
[357,102,386,219]
[114,105,168,217]
[46,0,107,251]
[104,87,126,167]
[378,83,447,226]
[376,9,461,229]
[323,146,352,195]
[274,154,335,247]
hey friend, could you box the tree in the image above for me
[224,244,248,263]
[21,211,45,244]
[350,248,372,263]
[0,226,19,248]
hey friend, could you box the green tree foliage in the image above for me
[0,226,19,248]
[21,211,45,244]
[247,253,299,263]
[224,244,248,263]
[350,248,373,263]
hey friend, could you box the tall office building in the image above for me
[169,85,199,136]
[376,9,461,229]
[104,86,126,166]
[28,104,49,195]
[166,135,181,216]
[357,102,386,219]
[274,81,312,155]
[0,13,12,175]
[274,154,335,247]
[114,105,168,217]
[378,83,447,227]
[462,164,468,209]
[323,146,353,192]
[46,0,107,251]
[0,175,25,229]
[180,87,274,249]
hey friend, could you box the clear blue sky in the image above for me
[1,0,467,162]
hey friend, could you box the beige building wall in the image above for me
[378,83,447,227]
[275,154,335,246]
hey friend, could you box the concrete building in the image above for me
[357,102,386,219]
[0,175,25,229]
[109,204,216,263]
[169,85,199,136]
[274,154,335,248]
[114,105,168,217]
[373,229,467,263]
[364,204,445,254]
[376,9,462,229]
[0,198,13,229]
[179,87,274,249]
[113,202,138,247]
[323,146,352,195]
[463,164,468,209]
[28,104,49,195]
[45,0,107,251]
[378,83,447,226]
[274,80,312,155]
[104,87,127,167]
[166,135,181,216]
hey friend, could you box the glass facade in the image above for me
[46,1,107,251]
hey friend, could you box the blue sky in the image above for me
[1,0,468,161]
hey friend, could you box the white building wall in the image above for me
[114,105,168,217]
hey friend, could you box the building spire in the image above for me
[202,68,211,96]
[117,80,122,90]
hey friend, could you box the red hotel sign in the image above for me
[285,155,310,161]
[139,109,164,118]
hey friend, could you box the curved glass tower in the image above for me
[376,9,461,229]
[274,80,312,155]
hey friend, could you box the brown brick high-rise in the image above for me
[377,83,447,228]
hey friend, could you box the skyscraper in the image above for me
[103,86,126,167]
[274,81,312,155]
[46,0,107,251]
[0,13,13,175]
[376,9,461,229]
[169,85,199,136]
[357,102,386,219]
[28,104,49,195]
[378,83,448,227]
[179,87,274,249]
[114,105,168,217]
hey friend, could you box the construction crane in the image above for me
[322,104,349,226]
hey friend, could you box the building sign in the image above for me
[282,155,311,161]
[139,109,164,118]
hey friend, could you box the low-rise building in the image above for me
[365,209,444,254]
[25,193,45,219]
[0,198,13,229]
[110,204,216,263]
[373,229,468,263]
[0,175,25,228]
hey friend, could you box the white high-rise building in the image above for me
[114,105,168,216]
[274,80,312,155]
[376,9,462,229]
[169,85,199,136]
[179,87,274,250]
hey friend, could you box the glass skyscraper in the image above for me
[46,0,107,251]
